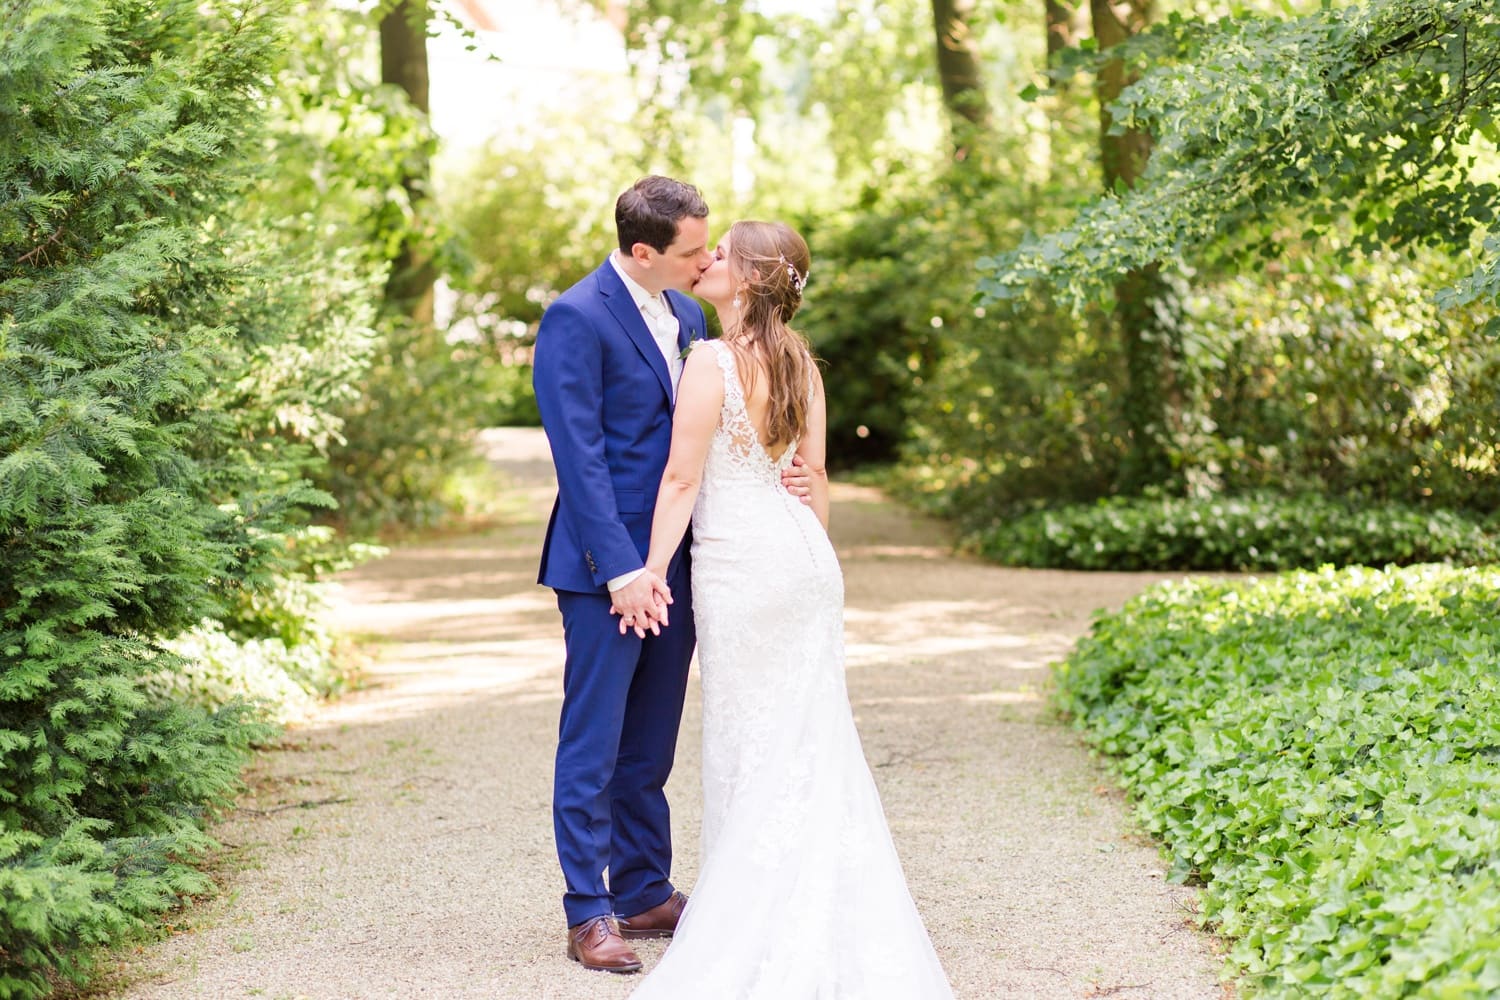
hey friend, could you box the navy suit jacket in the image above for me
[533,258,707,594]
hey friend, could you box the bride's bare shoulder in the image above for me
[681,342,726,387]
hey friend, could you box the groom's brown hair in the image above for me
[616,176,708,255]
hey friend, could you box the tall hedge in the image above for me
[0,2,341,994]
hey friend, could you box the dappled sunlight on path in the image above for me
[112,428,1227,1000]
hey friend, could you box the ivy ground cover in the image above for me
[1056,565,1500,997]
[979,495,1496,572]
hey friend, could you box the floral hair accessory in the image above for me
[778,254,808,294]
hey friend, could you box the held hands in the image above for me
[781,454,814,505]
[611,569,673,638]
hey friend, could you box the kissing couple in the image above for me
[533,175,954,998]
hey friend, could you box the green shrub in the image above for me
[152,622,322,723]
[151,542,371,724]
[440,138,625,430]
[475,355,541,427]
[898,235,1500,523]
[249,4,488,534]
[320,320,491,535]
[1170,250,1500,511]
[0,2,346,993]
[799,166,1039,467]
[976,494,1496,571]
[1058,564,1500,997]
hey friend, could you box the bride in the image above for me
[619,220,954,998]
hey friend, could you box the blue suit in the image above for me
[533,258,705,927]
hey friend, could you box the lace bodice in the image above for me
[697,339,798,491]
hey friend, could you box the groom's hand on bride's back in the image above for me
[611,571,673,638]
[781,454,814,505]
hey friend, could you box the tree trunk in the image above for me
[1090,0,1171,491]
[1039,0,1081,177]
[1046,0,1080,70]
[379,0,436,326]
[1091,0,1153,190]
[931,0,992,157]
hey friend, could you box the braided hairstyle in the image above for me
[724,220,815,451]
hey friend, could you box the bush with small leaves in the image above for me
[1058,565,1500,996]
[977,494,1496,571]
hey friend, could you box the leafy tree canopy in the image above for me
[981,0,1500,332]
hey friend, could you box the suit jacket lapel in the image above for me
[595,260,673,402]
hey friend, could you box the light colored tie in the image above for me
[643,295,683,393]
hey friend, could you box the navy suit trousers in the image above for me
[552,559,695,927]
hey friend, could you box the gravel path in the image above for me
[109,427,1230,1000]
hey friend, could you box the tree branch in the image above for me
[13,227,66,267]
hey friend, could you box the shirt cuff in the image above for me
[607,568,646,592]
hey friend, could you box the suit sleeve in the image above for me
[532,301,642,586]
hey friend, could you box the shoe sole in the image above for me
[619,927,674,940]
[567,949,642,974]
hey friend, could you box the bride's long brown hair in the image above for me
[723,220,816,450]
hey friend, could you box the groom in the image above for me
[533,176,711,975]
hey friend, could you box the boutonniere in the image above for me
[678,333,705,361]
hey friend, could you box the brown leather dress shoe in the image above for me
[617,890,688,939]
[566,915,642,974]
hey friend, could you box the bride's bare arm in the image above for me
[794,368,830,530]
[645,348,725,580]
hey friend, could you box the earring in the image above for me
[732,293,741,310]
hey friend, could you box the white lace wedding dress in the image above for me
[631,341,953,1000]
